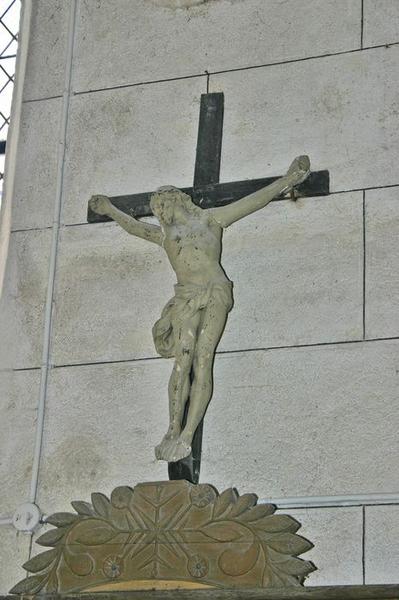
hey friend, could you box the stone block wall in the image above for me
[0,0,398,592]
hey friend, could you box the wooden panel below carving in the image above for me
[4,585,399,599]
[86,579,213,592]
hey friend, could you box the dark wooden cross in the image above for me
[87,93,329,484]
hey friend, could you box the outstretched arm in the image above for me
[89,195,163,246]
[209,155,310,228]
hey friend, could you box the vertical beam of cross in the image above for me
[168,92,225,484]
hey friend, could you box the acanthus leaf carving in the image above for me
[10,480,316,594]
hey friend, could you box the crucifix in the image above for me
[88,93,329,485]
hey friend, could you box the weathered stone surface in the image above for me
[0,229,52,369]
[52,192,362,366]
[279,507,363,586]
[210,45,399,193]
[23,0,69,101]
[365,506,399,584]
[36,359,170,514]
[51,223,174,365]
[37,339,399,505]
[220,192,363,351]
[72,0,360,92]
[0,370,39,514]
[0,527,30,595]
[61,79,206,225]
[13,480,314,594]
[11,98,62,231]
[363,0,399,47]
[201,340,399,497]
[151,1,210,7]
[365,187,399,339]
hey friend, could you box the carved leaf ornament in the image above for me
[11,481,315,593]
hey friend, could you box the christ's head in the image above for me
[150,186,200,225]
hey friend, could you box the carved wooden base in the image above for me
[11,480,316,594]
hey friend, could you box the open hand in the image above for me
[89,194,112,216]
[286,155,310,187]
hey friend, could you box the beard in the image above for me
[151,191,200,226]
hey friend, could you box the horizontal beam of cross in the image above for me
[87,170,329,223]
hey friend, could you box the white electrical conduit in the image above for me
[28,0,78,506]
[260,492,399,510]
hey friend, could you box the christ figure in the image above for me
[89,155,310,463]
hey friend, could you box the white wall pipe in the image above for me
[29,0,78,505]
[260,492,399,510]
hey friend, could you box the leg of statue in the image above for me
[165,297,229,462]
[155,313,200,461]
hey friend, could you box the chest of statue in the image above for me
[164,220,221,261]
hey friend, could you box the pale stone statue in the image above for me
[89,155,310,463]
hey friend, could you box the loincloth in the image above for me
[152,281,233,359]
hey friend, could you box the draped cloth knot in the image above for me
[152,281,233,359]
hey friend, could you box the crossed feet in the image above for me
[155,431,192,462]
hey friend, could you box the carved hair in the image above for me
[149,186,202,222]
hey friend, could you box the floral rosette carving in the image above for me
[10,481,315,594]
[102,555,124,579]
